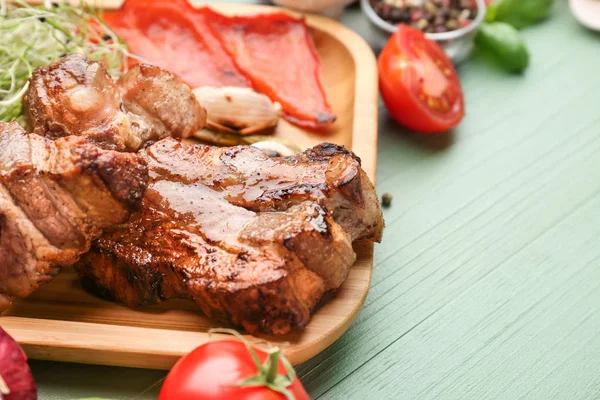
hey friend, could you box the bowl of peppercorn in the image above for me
[361,0,486,63]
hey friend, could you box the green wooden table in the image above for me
[29,1,600,399]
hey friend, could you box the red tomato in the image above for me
[378,25,465,134]
[159,340,310,400]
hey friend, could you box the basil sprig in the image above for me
[488,0,554,29]
[475,0,553,72]
[475,22,530,72]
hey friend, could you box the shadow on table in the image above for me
[379,113,455,153]
[30,359,166,400]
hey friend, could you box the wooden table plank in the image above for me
[294,2,600,399]
[32,360,166,400]
[313,185,600,398]
[28,1,600,399]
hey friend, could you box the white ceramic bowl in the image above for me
[361,0,487,63]
[272,0,356,19]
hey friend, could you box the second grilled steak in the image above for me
[75,139,384,334]
[0,122,148,310]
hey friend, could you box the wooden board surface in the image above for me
[0,2,379,369]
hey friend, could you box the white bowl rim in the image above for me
[361,0,487,41]
[273,0,355,13]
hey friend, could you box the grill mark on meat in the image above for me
[292,142,361,165]
[0,128,99,248]
[5,173,88,248]
[0,183,74,297]
[254,183,330,207]
[0,208,31,297]
[78,148,148,209]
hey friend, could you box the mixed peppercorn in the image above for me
[370,0,479,33]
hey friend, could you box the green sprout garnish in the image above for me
[0,0,134,124]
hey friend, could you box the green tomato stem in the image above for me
[265,347,281,383]
[208,328,298,400]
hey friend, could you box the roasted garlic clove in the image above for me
[251,140,297,157]
[192,86,281,135]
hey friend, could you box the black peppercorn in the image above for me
[382,193,393,207]
[371,0,478,33]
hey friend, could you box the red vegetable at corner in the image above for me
[378,25,465,134]
[0,328,37,400]
[159,330,310,400]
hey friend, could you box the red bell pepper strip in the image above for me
[102,0,251,88]
[200,8,336,130]
[103,0,335,130]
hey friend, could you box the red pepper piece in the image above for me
[200,8,336,131]
[103,0,335,130]
[102,0,251,88]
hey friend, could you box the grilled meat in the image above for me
[24,54,131,150]
[0,122,148,309]
[119,63,207,144]
[143,139,384,242]
[24,54,206,151]
[14,54,383,334]
[75,139,383,334]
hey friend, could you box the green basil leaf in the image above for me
[492,0,553,29]
[475,22,530,73]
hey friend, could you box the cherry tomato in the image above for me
[378,25,465,133]
[159,339,310,400]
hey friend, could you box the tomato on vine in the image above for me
[159,329,310,400]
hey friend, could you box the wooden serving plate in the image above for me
[0,2,379,369]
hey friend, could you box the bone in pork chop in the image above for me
[75,139,383,334]
[0,122,148,310]
[24,54,206,151]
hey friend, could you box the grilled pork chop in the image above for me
[75,139,383,334]
[143,140,383,242]
[0,122,148,310]
[24,54,206,151]
[118,63,205,143]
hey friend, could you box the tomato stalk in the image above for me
[264,348,281,383]
[209,328,297,400]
